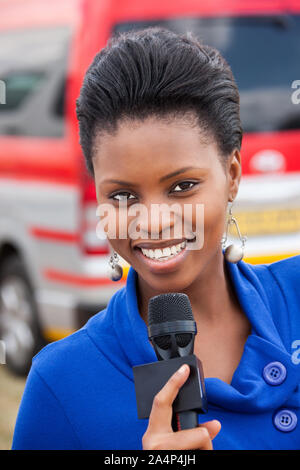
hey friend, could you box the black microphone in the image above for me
[147,293,203,431]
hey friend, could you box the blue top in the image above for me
[12,253,300,450]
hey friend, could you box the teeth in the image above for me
[140,241,186,261]
[162,247,171,257]
[170,246,177,255]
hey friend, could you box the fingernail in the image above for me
[212,419,221,427]
[177,364,188,375]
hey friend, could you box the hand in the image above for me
[142,364,221,450]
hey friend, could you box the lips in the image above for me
[133,236,195,274]
[133,236,196,250]
[133,238,187,250]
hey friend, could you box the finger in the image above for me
[157,426,213,450]
[199,420,221,441]
[148,364,190,433]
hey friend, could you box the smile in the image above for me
[134,237,196,274]
[139,241,186,261]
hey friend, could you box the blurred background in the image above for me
[0,0,299,449]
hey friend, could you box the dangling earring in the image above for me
[221,201,247,263]
[107,251,123,281]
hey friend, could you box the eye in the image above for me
[171,181,198,193]
[110,191,137,202]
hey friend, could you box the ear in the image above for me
[226,149,242,202]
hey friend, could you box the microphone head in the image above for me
[148,293,194,350]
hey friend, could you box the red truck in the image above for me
[0,0,299,374]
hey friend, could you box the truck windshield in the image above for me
[113,15,300,133]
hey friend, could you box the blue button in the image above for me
[273,409,298,432]
[263,361,287,385]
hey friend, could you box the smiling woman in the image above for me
[92,117,238,295]
[11,27,300,450]
[75,28,245,354]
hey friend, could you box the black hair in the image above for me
[76,27,243,177]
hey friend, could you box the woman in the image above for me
[12,28,300,450]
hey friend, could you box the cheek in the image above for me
[102,209,136,261]
[188,190,227,248]
[116,208,130,238]
[97,205,129,240]
[202,180,227,229]
[108,238,128,255]
[203,200,227,242]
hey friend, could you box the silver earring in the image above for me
[107,251,123,281]
[221,202,247,263]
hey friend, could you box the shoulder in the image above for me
[29,330,90,397]
[32,307,113,373]
[242,253,300,288]
[31,285,126,385]
[266,253,300,283]
[32,283,127,374]
[264,254,300,314]
[246,254,300,341]
[249,254,300,295]
[32,327,91,370]
[12,328,95,450]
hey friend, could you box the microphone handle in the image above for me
[172,410,198,431]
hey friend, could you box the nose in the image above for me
[128,201,181,241]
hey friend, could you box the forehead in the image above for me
[93,116,219,177]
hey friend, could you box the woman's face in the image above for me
[93,115,241,293]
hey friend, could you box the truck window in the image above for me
[0,25,71,137]
[113,15,300,134]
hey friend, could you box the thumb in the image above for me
[199,420,221,440]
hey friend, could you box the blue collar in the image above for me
[89,253,300,413]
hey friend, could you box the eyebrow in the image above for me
[159,166,200,183]
[102,166,203,186]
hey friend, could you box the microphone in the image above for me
[147,293,203,431]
